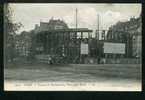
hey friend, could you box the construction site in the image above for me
[14,9,141,65]
[4,5,142,91]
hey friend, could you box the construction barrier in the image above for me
[84,57,141,64]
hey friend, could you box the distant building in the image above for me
[107,21,128,43]
[106,16,142,58]
[34,18,68,33]
[131,17,142,58]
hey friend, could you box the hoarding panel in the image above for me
[81,43,88,54]
[104,42,125,54]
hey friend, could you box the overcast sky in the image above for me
[9,3,141,34]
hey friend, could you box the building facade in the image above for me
[106,16,142,58]
[34,18,68,33]
[132,17,142,58]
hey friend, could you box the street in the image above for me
[4,64,142,91]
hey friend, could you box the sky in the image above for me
[9,3,141,34]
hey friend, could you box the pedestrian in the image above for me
[98,57,100,64]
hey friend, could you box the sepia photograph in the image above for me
[4,3,142,91]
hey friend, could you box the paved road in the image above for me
[4,64,142,91]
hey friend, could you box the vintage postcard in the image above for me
[4,3,142,91]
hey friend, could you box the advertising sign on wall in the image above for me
[81,43,88,54]
[104,42,125,54]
